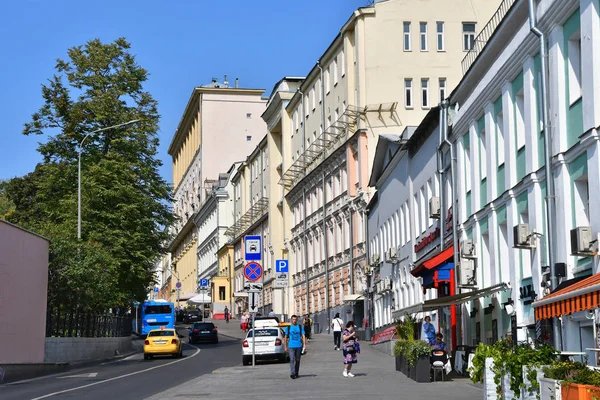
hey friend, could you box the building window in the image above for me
[420,22,428,51]
[341,49,346,76]
[246,135,252,142]
[311,87,316,111]
[439,78,446,102]
[436,22,445,51]
[325,67,331,94]
[463,23,476,51]
[404,79,413,108]
[219,286,226,301]
[567,30,582,105]
[403,22,411,51]
[246,113,252,119]
[333,56,339,85]
[421,78,429,108]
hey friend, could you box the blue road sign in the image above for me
[153,287,159,293]
[244,235,262,261]
[244,261,263,282]
[176,281,182,289]
[275,260,289,273]
[199,278,209,287]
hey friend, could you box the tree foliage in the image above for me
[5,38,173,312]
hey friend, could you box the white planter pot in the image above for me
[483,358,497,400]
[521,366,544,400]
[538,377,561,400]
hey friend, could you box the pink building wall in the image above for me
[0,220,49,364]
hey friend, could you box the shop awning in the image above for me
[234,292,248,298]
[391,282,509,319]
[178,292,198,301]
[343,294,364,302]
[533,273,600,320]
[411,246,454,277]
[188,293,211,304]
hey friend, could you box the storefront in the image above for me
[533,273,600,366]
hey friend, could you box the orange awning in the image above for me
[533,273,600,320]
[411,246,454,277]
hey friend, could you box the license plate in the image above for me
[255,342,268,346]
[147,319,156,322]
[155,340,167,344]
[201,331,210,333]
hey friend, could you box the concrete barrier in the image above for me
[45,336,133,364]
[370,339,396,356]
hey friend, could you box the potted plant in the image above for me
[543,361,600,400]
[393,316,417,377]
[407,340,434,383]
[394,340,409,375]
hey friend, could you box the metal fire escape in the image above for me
[224,197,269,239]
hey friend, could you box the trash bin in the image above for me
[313,322,320,334]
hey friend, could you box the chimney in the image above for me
[224,74,228,87]
[235,78,239,88]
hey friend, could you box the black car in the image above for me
[189,322,218,344]
[183,310,202,324]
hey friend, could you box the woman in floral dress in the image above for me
[342,321,358,377]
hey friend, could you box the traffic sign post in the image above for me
[248,291,261,367]
[275,260,288,289]
[244,235,262,261]
[198,278,209,291]
[244,261,263,282]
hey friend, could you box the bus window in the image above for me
[145,305,172,314]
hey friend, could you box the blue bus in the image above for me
[133,300,176,336]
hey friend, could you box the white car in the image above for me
[242,327,287,366]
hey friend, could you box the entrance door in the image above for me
[580,325,596,366]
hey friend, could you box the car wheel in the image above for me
[144,353,149,360]
[213,338,218,344]
[242,356,251,366]
[278,354,286,363]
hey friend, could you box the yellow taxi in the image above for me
[143,327,183,360]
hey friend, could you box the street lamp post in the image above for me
[77,120,140,239]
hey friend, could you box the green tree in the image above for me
[0,180,15,220]
[6,38,173,312]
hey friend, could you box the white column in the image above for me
[527,182,544,311]
[523,57,539,173]
[553,161,572,276]
[484,102,496,201]
[469,121,481,214]
[505,196,521,323]
[581,0,600,131]
[586,139,600,274]
[503,82,517,189]
[549,26,568,154]
[456,135,466,221]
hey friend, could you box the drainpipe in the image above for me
[528,0,561,351]
[303,188,310,315]
[317,60,331,328]
[364,206,372,340]
[440,100,461,347]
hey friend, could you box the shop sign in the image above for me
[371,325,397,344]
[414,228,440,253]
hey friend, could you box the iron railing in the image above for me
[45,307,133,338]
[461,0,517,74]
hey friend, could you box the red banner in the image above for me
[371,325,397,344]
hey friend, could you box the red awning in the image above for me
[411,246,454,277]
[533,273,600,320]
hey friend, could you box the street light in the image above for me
[77,120,140,239]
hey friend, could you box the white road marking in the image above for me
[100,353,139,365]
[30,345,200,400]
[57,373,98,379]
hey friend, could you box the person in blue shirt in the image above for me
[422,315,436,345]
[431,333,447,351]
[284,315,306,379]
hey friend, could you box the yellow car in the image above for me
[144,328,183,359]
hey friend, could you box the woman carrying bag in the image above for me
[342,321,359,377]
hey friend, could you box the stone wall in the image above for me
[45,337,133,363]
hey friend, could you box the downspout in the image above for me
[303,188,309,315]
[317,61,331,327]
[528,0,561,351]
[364,206,372,340]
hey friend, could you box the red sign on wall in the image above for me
[371,325,397,344]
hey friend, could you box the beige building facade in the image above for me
[167,78,267,302]
[276,0,500,331]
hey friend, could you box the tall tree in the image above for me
[0,180,15,220]
[6,38,173,311]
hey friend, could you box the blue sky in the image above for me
[0,0,366,183]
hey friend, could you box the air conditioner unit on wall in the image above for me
[384,277,392,291]
[429,197,441,219]
[385,247,398,263]
[513,224,535,248]
[460,240,476,259]
[371,253,381,265]
[570,226,598,256]
[458,258,476,287]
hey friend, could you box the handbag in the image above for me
[345,344,357,354]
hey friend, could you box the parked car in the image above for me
[144,327,183,359]
[183,310,202,324]
[189,322,218,344]
[242,327,287,366]
[253,316,280,329]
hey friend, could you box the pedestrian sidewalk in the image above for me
[212,319,245,340]
[146,329,484,400]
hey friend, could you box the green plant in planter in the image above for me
[393,339,410,357]
[406,340,433,367]
[395,315,417,342]
[543,360,600,387]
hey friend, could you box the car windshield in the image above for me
[247,329,279,338]
[148,330,175,337]
[193,323,215,330]
[145,305,172,315]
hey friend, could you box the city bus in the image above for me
[133,299,176,336]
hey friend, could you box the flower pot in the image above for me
[538,377,562,400]
[409,355,430,383]
[395,355,402,371]
[395,355,409,375]
[562,383,600,400]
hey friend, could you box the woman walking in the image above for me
[342,321,358,377]
[241,312,248,332]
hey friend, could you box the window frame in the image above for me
[436,21,445,51]
[404,78,413,109]
[419,22,428,51]
[439,78,446,102]
[463,22,476,51]
[421,78,429,109]
[403,22,411,51]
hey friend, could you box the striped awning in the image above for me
[533,273,600,320]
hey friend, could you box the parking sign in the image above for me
[275,260,288,273]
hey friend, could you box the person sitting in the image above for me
[431,333,447,351]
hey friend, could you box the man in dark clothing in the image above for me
[303,313,312,341]
[224,307,230,323]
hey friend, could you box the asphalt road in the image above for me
[0,326,241,400]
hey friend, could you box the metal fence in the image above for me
[45,307,133,338]
[461,0,517,74]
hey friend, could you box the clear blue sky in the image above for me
[0,0,366,183]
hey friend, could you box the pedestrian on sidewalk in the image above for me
[303,313,312,341]
[241,312,248,332]
[284,315,306,379]
[224,307,230,323]
[331,312,344,351]
[342,321,358,378]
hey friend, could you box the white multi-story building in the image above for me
[448,0,600,362]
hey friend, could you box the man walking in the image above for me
[284,315,306,379]
[331,312,344,350]
[303,313,312,341]
[224,306,230,323]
